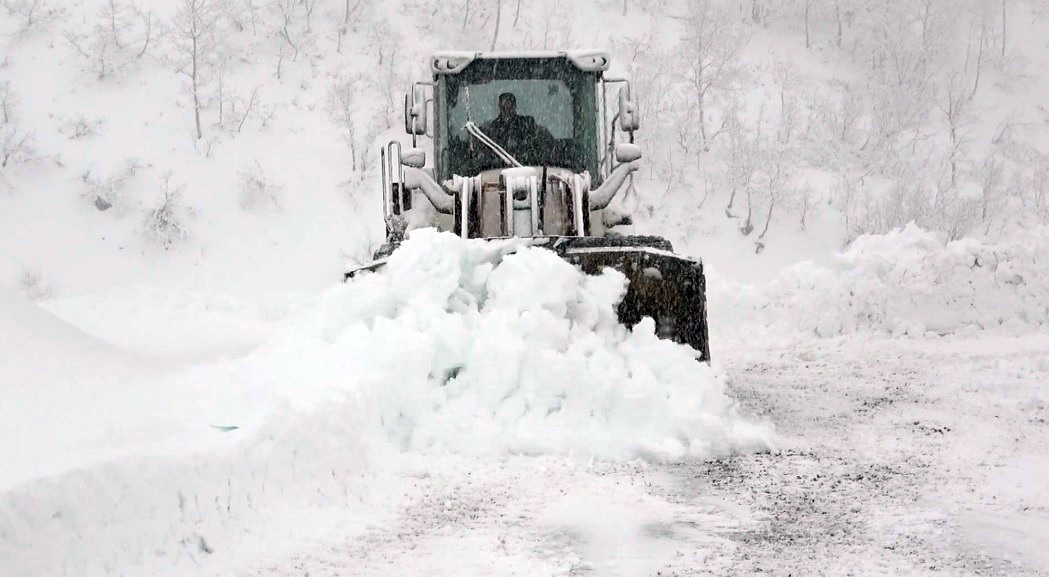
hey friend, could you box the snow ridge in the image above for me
[713,224,1049,340]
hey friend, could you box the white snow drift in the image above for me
[713,224,1049,341]
[0,229,770,577]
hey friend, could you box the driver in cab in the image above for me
[482,92,554,160]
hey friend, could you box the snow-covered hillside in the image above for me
[2,0,1049,576]
[4,0,1049,293]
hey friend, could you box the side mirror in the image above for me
[403,93,427,136]
[618,86,639,132]
[615,143,642,163]
[401,147,426,168]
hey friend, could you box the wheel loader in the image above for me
[346,51,710,361]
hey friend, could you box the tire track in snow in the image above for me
[656,340,1048,576]
[245,336,1049,576]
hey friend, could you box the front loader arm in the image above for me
[589,160,640,210]
[403,166,455,214]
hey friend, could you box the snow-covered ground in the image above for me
[3,0,1049,575]
[4,226,1048,577]
[243,334,1049,577]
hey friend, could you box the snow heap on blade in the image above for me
[264,228,771,461]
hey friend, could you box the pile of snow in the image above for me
[0,286,156,487]
[1,229,770,577]
[253,228,772,461]
[712,224,1049,341]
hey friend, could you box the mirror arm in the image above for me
[589,160,640,210]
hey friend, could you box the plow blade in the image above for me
[550,236,710,362]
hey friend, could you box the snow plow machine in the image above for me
[346,51,710,361]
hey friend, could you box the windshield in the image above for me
[453,79,573,139]
[437,58,600,180]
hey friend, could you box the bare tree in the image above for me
[835,0,843,48]
[803,0,812,49]
[0,83,34,168]
[329,74,382,176]
[461,0,471,31]
[215,47,230,128]
[277,0,303,61]
[935,71,972,188]
[978,153,1003,225]
[0,0,53,32]
[965,8,988,100]
[328,76,363,172]
[0,124,34,168]
[246,0,259,35]
[723,110,755,228]
[678,0,747,152]
[236,87,261,133]
[754,143,792,253]
[1000,0,1007,61]
[101,0,128,48]
[302,0,317,32]
[135,4,154,58]
[797,182,814,230]
[337,0,367,53]
[65,26,114,79]
[0,81,14,125]
[173,0,219,140]
[490,0,501,51]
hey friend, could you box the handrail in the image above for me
[383,141,404,220]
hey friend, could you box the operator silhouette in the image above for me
[482,92,554,161]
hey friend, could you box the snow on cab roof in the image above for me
[430,50,610,75]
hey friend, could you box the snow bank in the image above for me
[253,228,772,461]
[712,224,1049,340]
[0,286,154,488]
[1,229,770,577]
[42,287,302,358]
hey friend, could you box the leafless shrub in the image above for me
[59,114,103,140]
[239,159,283,210]
[0,0,59,33]
[144,171,193,249]
[0,123,34,168]
[18,266,53,300]
[80,160,140,211]
[64,1,156,80]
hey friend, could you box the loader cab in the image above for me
[431,54,605,186]
[385,51,639,240]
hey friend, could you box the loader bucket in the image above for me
[548,236,710,362]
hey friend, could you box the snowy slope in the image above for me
[3,1,1049,576]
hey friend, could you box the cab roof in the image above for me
[430,50,610,75]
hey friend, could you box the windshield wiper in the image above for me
[463,121,523,168]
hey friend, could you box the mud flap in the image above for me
[553,236,710,362]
